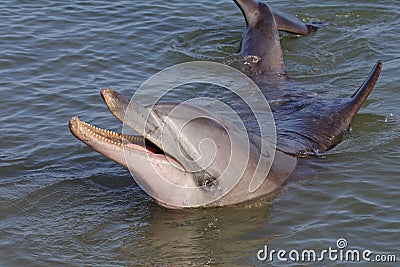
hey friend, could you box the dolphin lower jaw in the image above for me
[69,116,127,168]
[69,116,228,208]
[69,117,193,204]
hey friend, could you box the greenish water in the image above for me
[1,0,399,266]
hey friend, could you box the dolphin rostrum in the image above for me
[69,0,382,208]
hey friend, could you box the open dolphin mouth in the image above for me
[69,111,201,209]
[69,116,183,169]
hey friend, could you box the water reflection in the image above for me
[119,194,278,266]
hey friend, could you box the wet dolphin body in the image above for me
[69,0,382,208]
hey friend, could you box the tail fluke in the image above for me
[233,0,261,27]
[271,7,318,35]
[234,0,319,35]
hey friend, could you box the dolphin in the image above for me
[69,0,382,208]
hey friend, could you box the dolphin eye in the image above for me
[195,171,216,190]
[203,179,214,188]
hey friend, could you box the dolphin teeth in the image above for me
[78,118,128,147]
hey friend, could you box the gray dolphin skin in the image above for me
[69,0,382,208]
